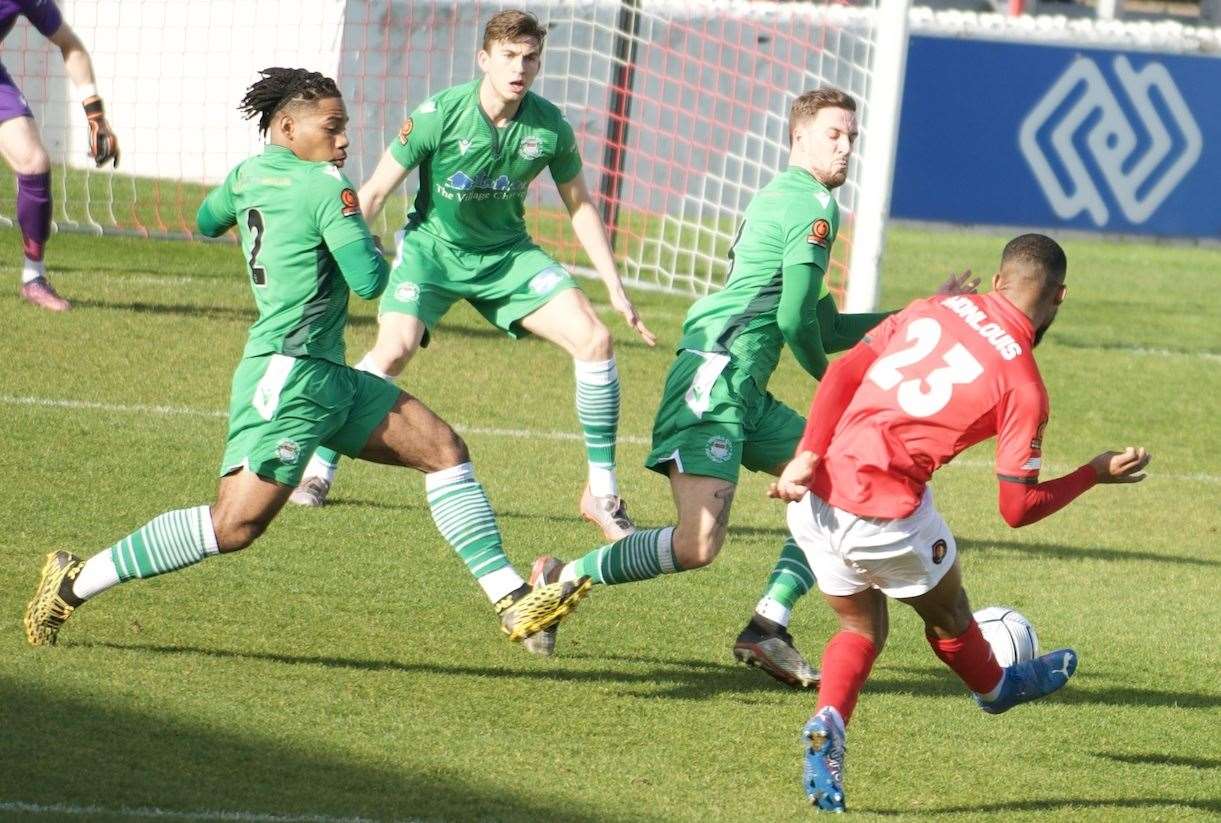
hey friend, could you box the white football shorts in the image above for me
[787,488,957,599]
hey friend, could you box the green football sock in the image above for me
[110,505,219,581]
[425,462,523,602]
[574,358,620,497]
[755,536,816,622]
[564,527,678,585]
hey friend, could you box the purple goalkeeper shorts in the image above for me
[0,66,33,122]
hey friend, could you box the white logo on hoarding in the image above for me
[1018,56,1202,226]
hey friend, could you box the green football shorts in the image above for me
[220,353,400,486]
[644,350,805,484]
[379,229,579,341]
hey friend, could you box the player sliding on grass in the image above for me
[23,67,589,648]
[526,87,977,660]
[2,0,118,311]
[291,10,655,544]
[775,234,1150,811]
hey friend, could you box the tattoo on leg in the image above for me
[713,485,735,531]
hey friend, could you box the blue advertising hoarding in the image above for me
[891,35,1221,239]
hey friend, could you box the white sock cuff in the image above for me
[354,353,391,382]
[21,259,45,283]
[755,596,792,628]
[477,565,525,603]
[196,505,220,556]
[657,527,677,574]
[574,357,618,385]
[425,461,476,493]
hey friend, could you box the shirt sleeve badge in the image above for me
[807,218,831,247]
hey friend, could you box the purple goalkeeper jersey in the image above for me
[0,0,62,43]
[0,0,62,118]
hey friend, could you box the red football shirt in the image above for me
[811,292,1048,519]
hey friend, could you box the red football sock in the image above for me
[927,620,1004,695]
[816,630,878,726]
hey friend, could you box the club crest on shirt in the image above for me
[398,117,414,145]
[519,136,543,160]
[277,440,301,465]
[340,188,360,217]
[807,218,831,247]
[930,539,947,565]
[529,267,565,295]
[705,436,734,464]
[1030,421,1047,451]
[395,282,420,303]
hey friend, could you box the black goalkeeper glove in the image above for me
[83,96,119,168]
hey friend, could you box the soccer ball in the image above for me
[974,606,1039,667]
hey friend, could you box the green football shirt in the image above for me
[390,79,582,253]
[678,166,838,391]
[199,145,378,364]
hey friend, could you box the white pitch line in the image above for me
[0,800,407,823]
[1,393,1216,484]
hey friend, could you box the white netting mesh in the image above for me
[0,0,887,299]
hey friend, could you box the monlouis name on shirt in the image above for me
[939,296,1023,361]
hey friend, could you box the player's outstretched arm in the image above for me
[555,173,656,346]
[48,23,118,167]
[996,448,1150,528]
[357,149,410,225]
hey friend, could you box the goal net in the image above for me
[0,0,904,305]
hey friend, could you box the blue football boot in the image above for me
[977,648,1078,715]
[802,707,846,812]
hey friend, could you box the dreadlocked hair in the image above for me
[239,67,342,135]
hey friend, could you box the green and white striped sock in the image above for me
[754,536,816,626]
[561,527,678,585]
[425,462,523,603]
[574,357,620,498]
[109,505,220,582]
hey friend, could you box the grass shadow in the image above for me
[958,536,1217,568]
[0,673,644,822]
[82,640,1216,709]
[1092,752,1221,769]
[865,797,1220,816]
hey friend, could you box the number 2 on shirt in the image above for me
[246,209,268,287]
[867,317,983,417]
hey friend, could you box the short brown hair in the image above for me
[788,87,857,145]
[482,10,548,52]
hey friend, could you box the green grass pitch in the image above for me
[0,225,1218,822]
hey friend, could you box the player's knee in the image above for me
[432,427,470,469]
[672,525,723,569]
[213,518,266,553]
[575,319,613,361]
[13,145,50,175]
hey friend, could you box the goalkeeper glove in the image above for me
[83,96,119,168]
